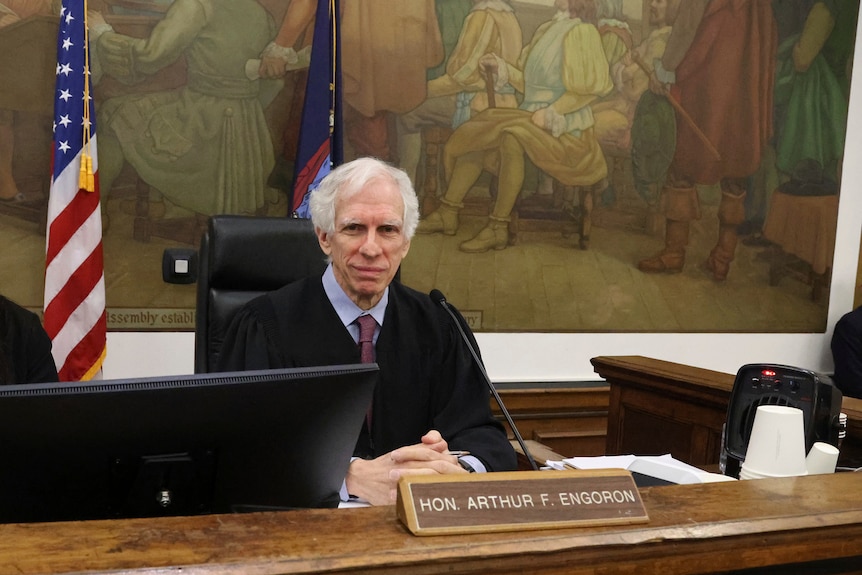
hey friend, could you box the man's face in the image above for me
[316,177,410,310]
[649,0,668,26]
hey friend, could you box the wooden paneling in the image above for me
[493,385,609,458]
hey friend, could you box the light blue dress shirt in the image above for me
[322,264,387,351]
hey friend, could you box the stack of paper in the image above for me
[543,454,736,484]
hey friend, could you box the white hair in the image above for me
[308,157,420,240]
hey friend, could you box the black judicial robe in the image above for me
[217,276,518,472]
[0,296,58,385]
[832,306,862,399]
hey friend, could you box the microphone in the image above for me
[430,289,539,471]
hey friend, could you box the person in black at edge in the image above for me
[831,306,862,399]
[0,295,58,384]
[218,157,517,505]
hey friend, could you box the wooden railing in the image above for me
[591,355,862,468]
[492,356,862,469]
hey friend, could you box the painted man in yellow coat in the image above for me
[396,0,523,186]
[418,0,613,253]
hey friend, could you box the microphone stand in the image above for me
[430,290,539,471]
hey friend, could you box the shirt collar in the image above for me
[322,263,388,328]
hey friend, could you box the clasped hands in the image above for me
[345,430,468,505]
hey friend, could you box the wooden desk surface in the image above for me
[2,472,861,575]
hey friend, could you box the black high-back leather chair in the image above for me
[194,215,327,373]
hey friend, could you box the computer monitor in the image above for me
[0,363,377,523]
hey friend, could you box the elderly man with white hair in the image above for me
[219,157,517,505]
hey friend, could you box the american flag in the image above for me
[43,0,106,381]
[291,0,342,218]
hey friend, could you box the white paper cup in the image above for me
[806,441,839,475]
[739,467,768,480]
[740,405,808,479]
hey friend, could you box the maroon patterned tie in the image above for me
[356,315,376,430]
[356,314,376,363]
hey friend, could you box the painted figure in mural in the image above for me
[531,0,632,200]
[427,0,475,82]
[341,0,443,162]
[417,0,613,253]
[531,0,631,201]
[595,0,631,68]
[773,0,855,178]
[254,0,315,191]
[740,0,856,241]
[257,0,314,82]
[88,0,277,221]
[254,0,444,178]
[542,0,629,202]
[637,0,777,282]
[396,0,523,188]
[0,0,53,203]
[592,0,677,154]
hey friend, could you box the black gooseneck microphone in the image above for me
[430,289,539,471]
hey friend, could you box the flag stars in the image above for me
[51,3,97,180]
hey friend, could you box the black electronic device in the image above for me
[0,364,377,523]
[721,363,843,478]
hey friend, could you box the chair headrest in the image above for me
[205,215,327,291]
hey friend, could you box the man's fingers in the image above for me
[391,444,454,463]
[391,458,465,476]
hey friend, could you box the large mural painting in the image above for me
[0,0,857,333]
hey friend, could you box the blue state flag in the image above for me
[292,0,342,218]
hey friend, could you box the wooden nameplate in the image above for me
[396,468,648,536]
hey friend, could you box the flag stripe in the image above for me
[45,171,101,264]
[44,244,104,337]
[51,288,106,377]
[66,325,108,381]
[44,201,103,307]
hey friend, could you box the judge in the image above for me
[218,157,517,505]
